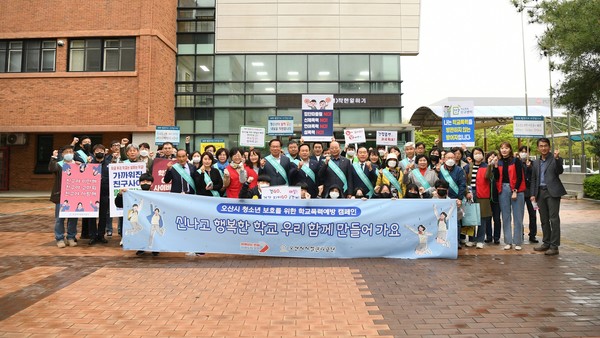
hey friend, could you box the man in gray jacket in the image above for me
[530,137,566,256]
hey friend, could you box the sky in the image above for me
[401,0,561,121]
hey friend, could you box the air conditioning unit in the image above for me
[6,133,27,145]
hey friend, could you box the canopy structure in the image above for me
[409,97,566,134]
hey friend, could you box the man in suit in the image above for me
[318,141,353,198]
[260,139,294,186]
[310,142,325,163]
[530,138,566,255]
[164,149,196,194]
[351,146,376,198]
[291,143,321,198]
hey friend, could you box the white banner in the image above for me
[261,185,301,200]
[376,131,398,146]
[239,126,266,147]
[343,128,366,144]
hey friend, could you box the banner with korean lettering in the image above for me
[301,94,334,142]
[109,162,146,217]
[123,191,458,259]
[268,116,294,136]
[155,126,180,146]
[59,163,101,218]
[239,126,266,147]
[376,131,398,146]
[441,101,475,147]
[150,158,175,193]
[513,116,545,138]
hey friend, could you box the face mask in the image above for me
[192,157,201,163]
[329,191,340,199]
[139,150,149,157]
[346,150,355,157]
[258,183,269,189]
[437,189,448,197]
[473,154,484,162]
[430,155,439,162]
[63,153,74,161]
[95,152,104,159]
[140,183,152,191]
[83,144,91,151]
[445,159,456,167]
[380,193,391,198]
[519,153,528,160]
[387,160,397,168]
[406,192,420,198]
[378,150,385,156]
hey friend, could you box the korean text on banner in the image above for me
[239,126,266,147]
[150,158,175,193]
[376,131,398,146]
[200,139,226,153]
[59,163,101,218]
[109,162,146,217]
[268,116,294,136]
[301,94,334,142]
[513,116,545,138]
[344,128,366,144]
[155,126,181,146]
[261,185,301,200]
[123,191,458,259]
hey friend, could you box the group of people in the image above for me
[51,135,566,256]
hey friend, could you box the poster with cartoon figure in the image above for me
[59,163,101,218]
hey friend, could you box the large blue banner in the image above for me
[123,191,458,259]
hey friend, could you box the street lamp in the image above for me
[543,50,555,149]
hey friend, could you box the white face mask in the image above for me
[346,150,355,157]
[519,153,528,160]
[445,159,456,167]
[329,191,340,199]
[387,160,397,168]
[473,154,484,162]
[139,150,149,157]
[258,183,269,189]
[192,156,201,163]
[378,150,385,156]
[63,153,74,161]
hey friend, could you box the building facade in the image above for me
[0,0,420,190]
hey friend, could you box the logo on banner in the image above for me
[240,241,270,253]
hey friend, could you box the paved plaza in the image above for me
[0,195,599,337]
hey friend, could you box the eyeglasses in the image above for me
[111,144,120,147]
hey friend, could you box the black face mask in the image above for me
[140,184,152,191]
[406,192,420,198]
[83,144,91,152]
[430,155,439,162]
[380,193,391,198]
[437,189,448,197]
[95,152,104,159]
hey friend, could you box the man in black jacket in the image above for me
[318,141,353,198]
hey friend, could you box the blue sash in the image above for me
[353,163,374,197]
[401,158,410,168]
[440,166,459,195]
[328,160,348,193]
[300,162,316,183]
[265,155,289,185]
[76,150,88,164]
[411,168,431,190]
[382,168,402,193]
[173,163,196,192]
[199,169,220,197]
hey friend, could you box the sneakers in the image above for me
[529,237,539,243]
[476,242,484,249]
[545,247,559,255]
[503,244,512,250]
[57,240,66,248]
[67,238,78,247]
[534,244,550,252]
[515,245,522,251]
[107,231,113,237]
[465,241,475,247]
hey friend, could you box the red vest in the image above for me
[496,159,526,193]
[475,164,491,199]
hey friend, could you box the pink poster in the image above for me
[150,158,175,192]
[59,163,102,218]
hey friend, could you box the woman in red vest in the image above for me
[471,148,493,249]
[491,142,526,251]
[223,147,246,198]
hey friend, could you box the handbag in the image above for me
[461,198,481,226]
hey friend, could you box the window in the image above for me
[0,40,56,73]
[35,135,54,174]
[69,38,135,72]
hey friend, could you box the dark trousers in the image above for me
[537,189,561,248]
[89,197,109,239]
[486,201,502,242]
[81,218,93,238]
[524,196,538,238]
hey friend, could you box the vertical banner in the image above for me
[155,126,181,146]
[123,191,458,259]
[108,162,146,217]
[59,163,101,218]
[268,116,294,136]
[376,131,398,146]
[150,158,175,192]
[513,116,545,138]
[343,128,366,145]
[301,94,334,142]
[239,126,266,147]
[441,101,475,147]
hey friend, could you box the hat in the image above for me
[386,153,398,161]
[404,142,415,149]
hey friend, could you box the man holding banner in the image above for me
[165,149,196,194]
[260,139,294,186]
[318,141,353,198]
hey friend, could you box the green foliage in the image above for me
[583,175,600,200]
[414,130,437,149]
[512,0,600,117]
[591,131,600,158]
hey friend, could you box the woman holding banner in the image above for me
[193,152,223,197]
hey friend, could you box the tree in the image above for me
[512,0,600,118]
